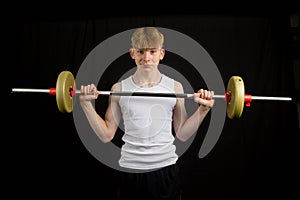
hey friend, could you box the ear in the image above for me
[129,48,135,59]
[160,49,165,60]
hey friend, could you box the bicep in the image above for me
[173,81,188,132]
[104,83,121,132]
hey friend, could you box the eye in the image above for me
[137,50,144,55]
[150,50,157,54]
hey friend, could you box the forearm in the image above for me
[80,101,114,143]
[176,106,211,142]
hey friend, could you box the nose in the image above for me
[142,51,151,61]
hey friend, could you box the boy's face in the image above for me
[130,47,165,70]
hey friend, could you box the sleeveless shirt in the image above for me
[118,74,178,170]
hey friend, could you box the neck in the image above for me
[132,69,162,87]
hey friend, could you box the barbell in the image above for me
[11,70,292,119]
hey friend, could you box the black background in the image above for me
[5,5,300,200]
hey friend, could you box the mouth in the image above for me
[139,64,154,68]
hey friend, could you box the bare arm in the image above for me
[79,82,121,143]
[173,81,214,142]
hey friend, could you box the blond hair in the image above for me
[131,27,164,49]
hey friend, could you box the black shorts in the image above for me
[118,164,181,200]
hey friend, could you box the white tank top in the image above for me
[118,74,178,170]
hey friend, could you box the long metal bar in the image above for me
[74,91,293,101]
[11,88,50,93]
[251,96,292,101]
[79,90,225,99]
[96,91,196,98]
[11,88,292,101]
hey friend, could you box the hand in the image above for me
[79,84,99,102]
[194,89,215,108]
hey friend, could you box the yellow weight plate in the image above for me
[56,71,75,113]
[226,76,245,119]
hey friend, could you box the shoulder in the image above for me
[109,82,122,102]
[174,80,184,93]
[161,74,183,93]
[111,82,121,92]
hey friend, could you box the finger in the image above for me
[204,90,208,98]
[90,84,96,92]
[209,91,214,99]
[205,91,210,99]
[207,90,213,99]
[86,85,92,95]
[198,89,203,97]
[83,85,88,95]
